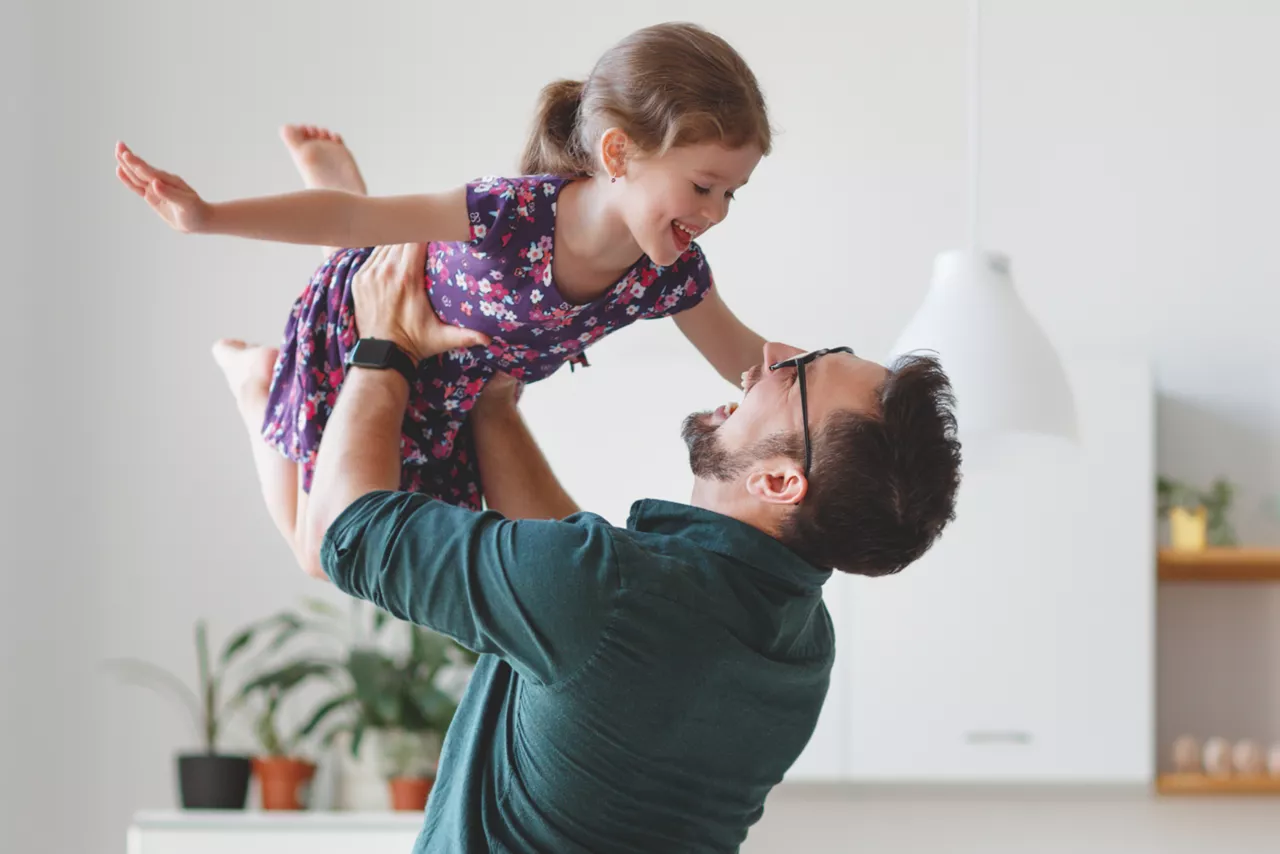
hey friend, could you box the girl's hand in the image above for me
[352,243,491,364]
[474,371,524,416]
[115,142,211,233]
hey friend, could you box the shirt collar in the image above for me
[626,499,833,593]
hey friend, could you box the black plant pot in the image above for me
[177,754,251,810]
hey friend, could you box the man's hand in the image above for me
[352,243,490,364]
[115,142,212,233]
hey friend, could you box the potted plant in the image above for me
[300,610,476,811]
[238,657,337,810]
[1157,476,1238,550]
[104,616,293,809]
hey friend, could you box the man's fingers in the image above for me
[401,243,429,278]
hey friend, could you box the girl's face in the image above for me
[613,139,762,267]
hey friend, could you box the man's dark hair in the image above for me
[777,353,962,577]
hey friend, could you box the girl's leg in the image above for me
[211,339,307,563]
[208,125,371,565]
[279,124,368,258]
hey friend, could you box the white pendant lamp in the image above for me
[890,0,1076,440]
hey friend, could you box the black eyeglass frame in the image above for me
[766,347,856,479]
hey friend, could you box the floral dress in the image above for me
[262,175,714,509]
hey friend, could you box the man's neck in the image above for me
[690,480,780,539]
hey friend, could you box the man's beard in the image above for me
[681,412,754,482]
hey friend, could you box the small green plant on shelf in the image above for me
[1157,475,1238,547]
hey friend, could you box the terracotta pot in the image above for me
[388,776,435,811]
[252,756,316,810]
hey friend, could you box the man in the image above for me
[299,243,962,853]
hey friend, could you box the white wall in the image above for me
[8,0,1280,851]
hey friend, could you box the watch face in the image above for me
[354,339,393,365]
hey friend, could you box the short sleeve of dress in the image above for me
[643,242,716,320]
[463,175,560,258]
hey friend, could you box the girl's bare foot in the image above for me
[211,338,279,429]
[280,124,367,195]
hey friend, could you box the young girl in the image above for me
[115,22,772,557]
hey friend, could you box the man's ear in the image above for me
[599,127,631,179]
[745,459,807,507]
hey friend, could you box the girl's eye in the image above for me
[725,191,736,201]
[693,184,711,195]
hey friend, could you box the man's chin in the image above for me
[681,411,717,447]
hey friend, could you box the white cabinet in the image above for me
[791,356,1154,783]
[127,812,422,854]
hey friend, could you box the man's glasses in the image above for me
[767,347,856,480]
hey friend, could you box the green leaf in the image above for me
[303,598,342,619]
[350,720,367,757]
[220,625,258,666]
[103,658,205,743]
[240,660,336,698]
[298,692,357,738]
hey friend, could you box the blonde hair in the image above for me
[520,22,772,176]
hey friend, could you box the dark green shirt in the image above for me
[323,492,834,854]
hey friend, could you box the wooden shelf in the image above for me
[1157,773,1280,795]
[1157,548,1280,582]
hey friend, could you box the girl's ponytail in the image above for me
[520,79,588,176]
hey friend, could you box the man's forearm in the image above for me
[302,368,407,577]
[472,404,580,520]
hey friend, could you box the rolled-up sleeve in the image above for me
[321,490,617,686]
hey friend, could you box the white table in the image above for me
[127,810,425,854]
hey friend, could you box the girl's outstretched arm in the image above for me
[115,142,471,247]
[674,289,768,385]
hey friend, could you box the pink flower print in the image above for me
[480,301,499,317]
[528,244,544,262]
[531,289,543,304]
[472,223,487,241]
[630,281,646,299]
[627,304,640,316]
[460,302,473,316]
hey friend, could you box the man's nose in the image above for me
[763,342,805,367]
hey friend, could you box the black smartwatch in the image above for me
[345,338,419,385]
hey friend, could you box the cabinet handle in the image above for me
[964,730,1033,745]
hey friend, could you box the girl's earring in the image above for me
[611,176,617,184]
